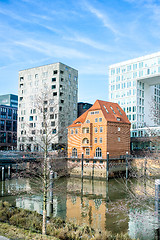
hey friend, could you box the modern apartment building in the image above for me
[68,100,130,158]
[18,62,78,152]
[77,102,93,117]
[109,52,160,142]
[0,105,17,150]
[0,94,18,108]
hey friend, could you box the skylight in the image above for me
[103,105,109,113]
[110,106,115,114]
[117,107,122,115]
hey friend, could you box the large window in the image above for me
[95,147,102,158]
[85,148,90,156]
[72,148,77,157]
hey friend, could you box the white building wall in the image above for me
[18,62,78,151]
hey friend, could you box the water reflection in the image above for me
[0,177,159,239]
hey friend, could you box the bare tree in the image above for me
[18,89,68,235]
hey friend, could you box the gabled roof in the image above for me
[68,100,130,128]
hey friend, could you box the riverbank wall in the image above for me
[132,158,160,177]
[67,158,127,180]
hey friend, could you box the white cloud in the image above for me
[14,39,91,59]
[64,34,113,52]
[84,1,121,36]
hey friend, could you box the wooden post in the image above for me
[144,159,147,176]
[49,170,54,215]
[81,152,84,179]
[8,165,11,179]
[2,166,4,181]
[106,152,109,181]
[155,179,160,237]
[126,152,128,179]
[92,160,94,179]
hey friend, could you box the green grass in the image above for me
[0,201,135,240]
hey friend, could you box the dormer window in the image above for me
[117,117,121,121]
[86,119,90,123]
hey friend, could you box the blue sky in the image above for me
[0,0,160,103]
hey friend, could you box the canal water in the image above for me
[0,177,159,240]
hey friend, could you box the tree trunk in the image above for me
[42,152,47,235]
[42,193,47,235]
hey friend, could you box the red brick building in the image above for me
[68,100,131,158]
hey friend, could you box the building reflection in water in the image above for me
[1,177,160,237]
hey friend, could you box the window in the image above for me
[51,121,55,127]
[99,137,102,143]
[60,70,64,74]
[52,85,56,89]
[100,127,103,133]
[90,111,99,115]
[94,138,97,143]
[82,138,89,144]
[85,148,90,156]
[117,117,120,121]
[95,147,102,158]
[99,118,102,122]
[94,127,98,133]
[53,70,58,74]
[118,137,120,142]
[82,127,89,133]
[75,129,78,134]
[72,148,77,157]
[95,118,98,122]
[0,120,5,130]
[71,129,74,134]
[6,121,12,131]
[50,114,54,119]
[52,78,56,82]
[29,116,33,121]
[53,92,57,96]
[118,127,120,131]
[50,107,54,112]
[52,129,56,134]
[86,119,90,123]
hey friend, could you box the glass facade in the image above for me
[109,53,160,137]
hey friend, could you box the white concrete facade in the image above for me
[109,52,160,137]
[18,62,78,151]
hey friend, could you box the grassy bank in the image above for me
[0,201,135,240]
[0,222,58,240]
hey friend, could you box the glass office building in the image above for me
[109,52,160,139]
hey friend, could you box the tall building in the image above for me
[18,62,78,152]
[0,105,17,150]
[68,100,130,158]
[77,102,93,117]
[0,94,18,108]
[109,52,160,142]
